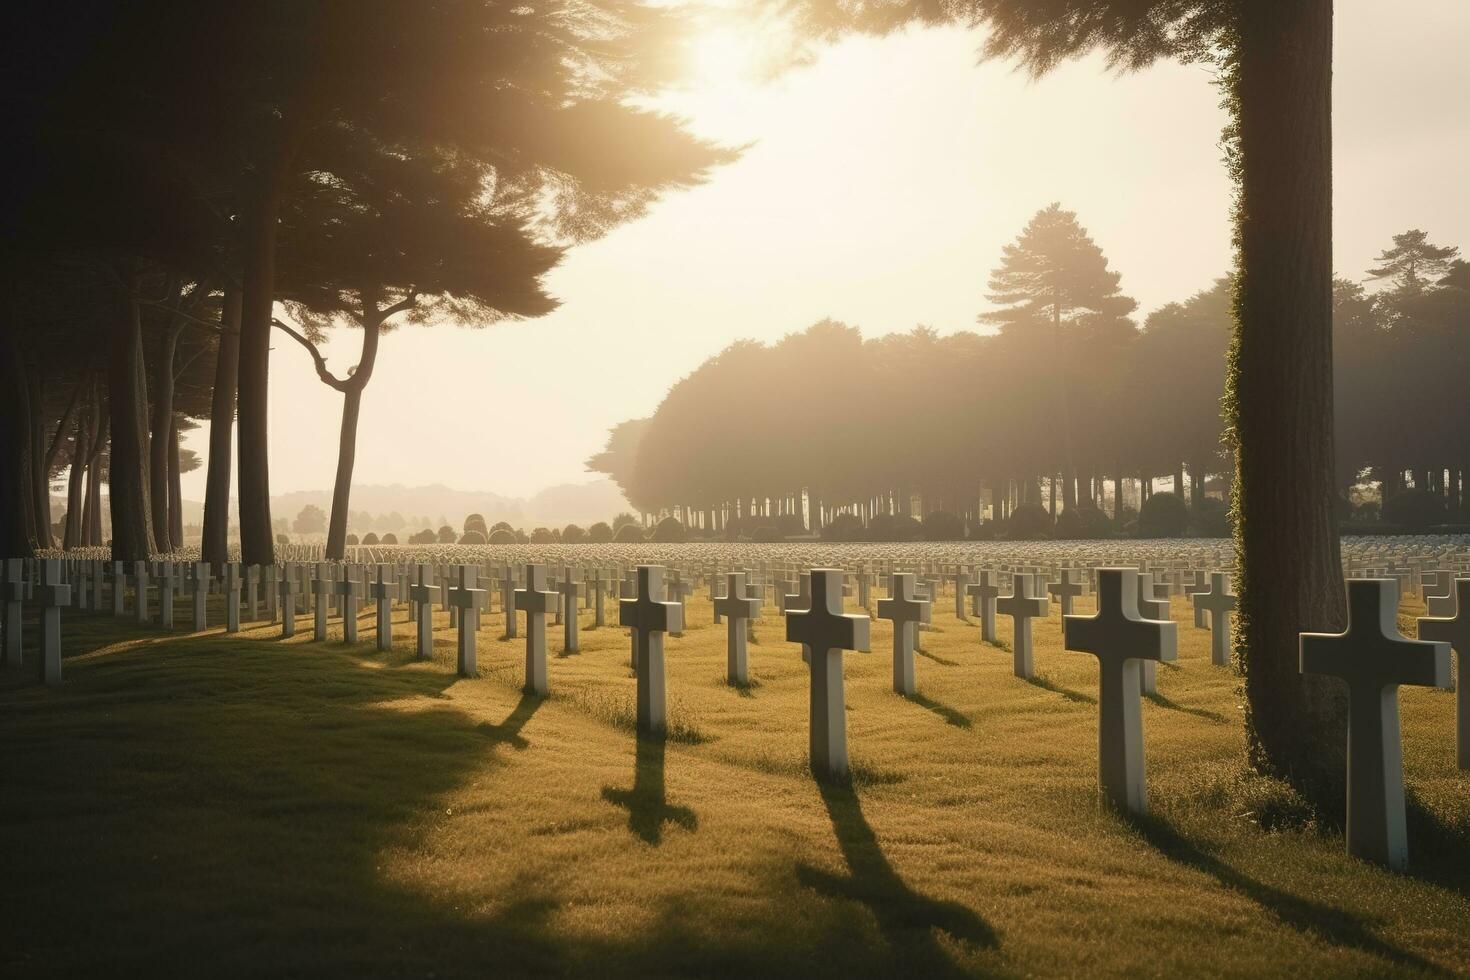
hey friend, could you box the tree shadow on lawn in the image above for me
[1143,691,1230,725]
[1126,812,1445,975]
[795,781,1000,978]
[1,622,1018,978]
[1404,792,1470,901]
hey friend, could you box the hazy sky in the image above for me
[180,0,1470,504]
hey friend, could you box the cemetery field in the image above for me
[1,589,1467,978]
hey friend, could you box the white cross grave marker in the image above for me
[1417,577,1470,770]
[1194,572,1238,667]
[278,565,302,637]
[337,567,365,643]
[371,565,395,653]
[515,563,557,696]
[997,573,1049,679]
[449,565,486,678]
[1302,579,1450,869]
[620,565,683,736]
[408,564,438,660]
[1047,569,1085,618]
[558,569,581,653]
[37,559,70,686]
[1064,568,1176,814]
[966,570,1000,644]
[877,572,930,696]
[714,571,761,685]
[787,569,870,782]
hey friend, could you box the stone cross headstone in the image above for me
[1063,568,1177,814]
[408,564,438,660]
[370,565,395,652]
[311,563,333,641]
[620,565,683,736]
[246,565,260,622]
[111,561,127,618]
[448,565,486,678]
[558,569,581,653]
[997,573,1049,679]
[189,562,210,631]
[1194,572,1238,667]
[37,559,70,685]
[1416,577,1470,770]
[337,567,365,643]
[786,568,870,782]
[278,566,302,638]
[966,570,1001,645]
[224,563,242,633]
[157,561,177,630]
[133,560,150,625]
[877,572,930,696]
[3,559,23,668]
[1047,569,1085,618]
[714,571,761,686]
[515,563,558,696]
[1302,578,1450,869]
[501,565,519,639]
[952,570,970,623]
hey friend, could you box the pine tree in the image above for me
[1367,229,1460,299]
[981,203,1136,509]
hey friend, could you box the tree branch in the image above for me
[271,317,351,392]
[379,288,420,321]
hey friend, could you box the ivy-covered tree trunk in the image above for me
[1229,0,1348,808]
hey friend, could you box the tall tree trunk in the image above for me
[0,332,36,557]
[237,144,293,567]
[108,278,155,562]
[169,413,184,548]
[63,384,93,549]
[324,305,389,560]
[150,322,183,552]
[202,286,241,570]
[83,412,108,547]
[35,378,84,548]
[1230,0,1347,807]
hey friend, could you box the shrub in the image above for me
[1055,506,1113,540]
[409,528,436,545]
[380,533,398,545]
[275,533,289,546]
[586,522,613,543]
[868,513,923,542]
[464,513,488,537]
[488,528,517,545]
[649,516,687,543]
[562,524,586,543]
[1381,489,1448,529]
[613,523,645,543]
[921,510,964,541]
[1354,501,1381,523]
[490,521,513,534]
[529,527,555,544]
[775,514,806,537]
[436,525,456,544]
[1190,497,1231,537]
[345,533,359,546]
[751,525,784,543]
[459,530,487,545]
[611,512,640,531]
[361,532,379,545]
[1137,492,1189,537]
[1005,503,1053,540]
[822,513,865,542]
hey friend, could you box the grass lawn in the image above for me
[1,585,1466,978]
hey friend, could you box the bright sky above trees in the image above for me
[184,0,1470,503]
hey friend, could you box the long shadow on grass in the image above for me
[601,736,697,845]
[1024,673,1097,705]
[1143,691,1229,725]
[1405,793,1470,900]
[796,782,999,977]
[902,691,972,729]
[1127,813,1445,974]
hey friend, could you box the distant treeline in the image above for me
[589,214,1470,538]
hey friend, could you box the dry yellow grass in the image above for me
[1,586,1466,978]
